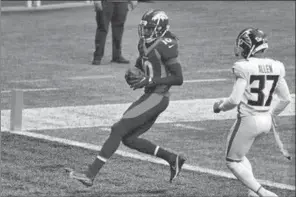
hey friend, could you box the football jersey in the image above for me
[232,57,286,117]
[137,33,179,94]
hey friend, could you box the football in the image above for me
[125,67,146,86]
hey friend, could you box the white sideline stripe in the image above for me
[1,95,294,132]
[184,78,227,83]
[195,66,295,73]
[10,76,222,84]
[1,2,92,12]
[9,75,113,83]
[1,88,61,94]
[4,129,295,191]
[174,124,205,131]
[7,66,294,84]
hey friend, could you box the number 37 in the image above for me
[248,75,279,106]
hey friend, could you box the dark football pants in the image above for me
[93,1,128,61]
[99,93,169,159]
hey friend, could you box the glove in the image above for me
[125,67,147,87]
[213,100,224,113]
[131,77,149,90]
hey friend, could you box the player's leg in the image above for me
[122,119,186,183]
[226,115,277,197]
[93,1,113,63]
[111,2,129,62]
[66,93,168,185]
[121,95,185,182]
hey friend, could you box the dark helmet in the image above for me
[234,27,268,59]
[138,9,170,43]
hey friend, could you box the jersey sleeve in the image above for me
[232,61,248,80]
[157,38,179,65]
[277,60,286,78]
[137,39,145,57]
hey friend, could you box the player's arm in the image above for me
[270,77,291,116]
[152,59,183,86]
[134,56,143,71]
[219,78,247,112]
[214,63,247,113]
[151,42,183,86]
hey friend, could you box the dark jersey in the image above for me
[136,32,179,94]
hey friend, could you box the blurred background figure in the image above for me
[92,0,138,65]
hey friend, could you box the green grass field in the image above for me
[2,132,295,197]
[1,1,295,197]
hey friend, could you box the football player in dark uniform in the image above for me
[66,9,185,187]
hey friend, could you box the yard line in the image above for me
[184,78,227,83]
[9,75,113,83]
[68,75,114,80]
[196,66,295,73]
[8,66,294,84]
[1,95,294,132]
[4,129,295,191]
[1,88,60,94]
[174,123,205,131]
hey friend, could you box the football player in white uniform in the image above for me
[213,28,291,197]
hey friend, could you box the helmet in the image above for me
[138,9,170,43]
[234,28,268,59]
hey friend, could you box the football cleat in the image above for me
[169,154,186,183]
[65,167,94,187]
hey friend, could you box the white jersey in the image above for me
[232,57,286,117]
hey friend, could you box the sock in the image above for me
[241,157,253,172]
[226,160,262,193]
[236,157,278,197]
[85,134,122,179]
[155,146,176,164]
[86,155,107,179]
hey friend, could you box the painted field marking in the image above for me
[184,78,228,83]
[9,75,114,83]
[4,129,295,191]
[7,66,294,84]
[1,95,294,132]
[196,66,295,73]
[174,123,205,131]
[1,88,61,94]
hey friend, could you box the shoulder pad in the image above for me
[232,61,248,79]
[157,37,179,60]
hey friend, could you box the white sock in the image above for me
[227,160,262,194]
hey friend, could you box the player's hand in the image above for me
[94,1,102,11]
[128,0,138,10]
[131,77,149,90]
[213,100,224,113]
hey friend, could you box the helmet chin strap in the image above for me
[246,45,255,59]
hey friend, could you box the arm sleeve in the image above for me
[153,62,183,86]
[134,56,143,71]
[153,41,183,86]
[270,77,291,116]
[220,77,247,112]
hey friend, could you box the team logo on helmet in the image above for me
[152,11,168,21]
[238,31,252,47]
